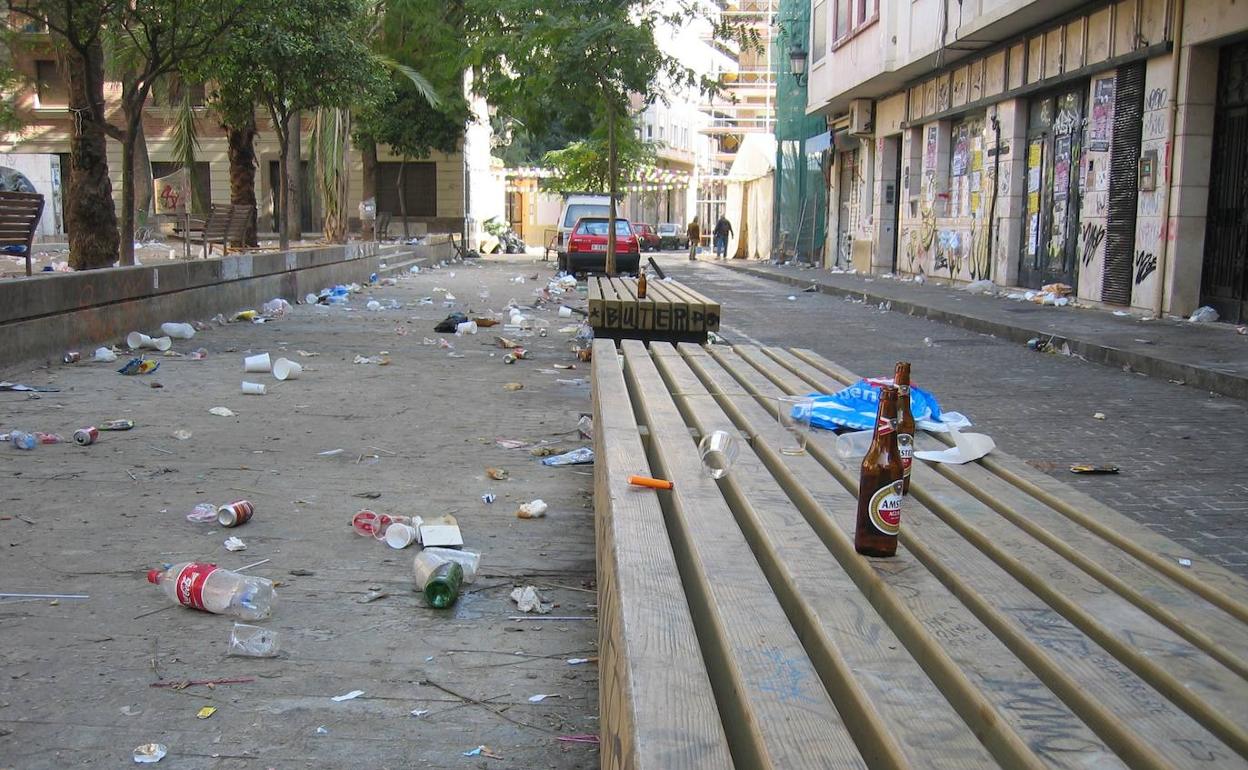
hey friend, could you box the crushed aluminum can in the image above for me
[217,500,255,527]
[73,427,99,446]
[100,419,135,431]
[63,351,81,363]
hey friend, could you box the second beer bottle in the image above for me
[855,385,904,557]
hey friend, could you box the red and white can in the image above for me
[217,500,255,527]
[73,427,99,446]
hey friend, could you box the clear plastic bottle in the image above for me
[6,430,36,450]
[146,563,276,619]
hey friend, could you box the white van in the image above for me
[555,194,612,258]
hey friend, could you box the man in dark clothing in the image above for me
[713,216,734,260]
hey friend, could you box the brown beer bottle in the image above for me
[894,361,916,494]
[855,385,904,557]
[637,270,648,299]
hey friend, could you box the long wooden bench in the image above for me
[169,203,253,258]
[0,190,45,277]
[593,338,1248,770]
[588,276,720,345]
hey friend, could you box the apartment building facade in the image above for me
[806,0,1248,321]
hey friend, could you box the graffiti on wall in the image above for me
[1079,223,1106,267]
[906,202,937,271]
[969,215,992,281]
[1134,251,1157,285]
[934,230,964,278]
[1146,87,1167,112]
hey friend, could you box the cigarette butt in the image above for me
[628,475,674,490]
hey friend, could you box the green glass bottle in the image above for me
[424,561,463,609]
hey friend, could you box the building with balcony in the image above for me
[805,0,1248,321]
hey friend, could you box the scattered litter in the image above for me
[962,279,995,295]
[296,350,319,358]
[553,363,576,370]
[132,743,167,763]
[1178,557,1193,568]
[120,705,142,717]
[172,429,192,441]
[481,492,496,504]
[541,447,594,466]
[224,536,247,552]
[118,358,160,376]
[357,590,389,603]
[161,322,196,339]
[802,284,819,292]
[331,690,365,702]
[566,658,592,665]
[1070,464,1119,474]
[195,707,217,720]
[527,693,559,703]
[187,503,218,523]
[486,467,509,481]
[410,709,431,717]
[628,475,673,490]
[511,585,553,614]
[209,407,235,417]
[787,295,797,301]
[503,382,524,391]
[420,521,464,548]
[577,415,593,439]
[1113,310,1131,317]
[93,347,118,362]
[149,677,255,689]
[319,448,345,458]
[1188,305,1219,324]
[462,746,503,759]
[1093,412,1107,420]
[316,726,329,735]
[557,378,589,387]
[496,438,528,449]
[353,354,390,365]
[516,499,548,519]
[913,431,996,465]
[187,348,208,360]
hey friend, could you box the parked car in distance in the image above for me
[633,222,661,251]
[554,194,612,257]
[656,222,687,250]
[561,217,641,275]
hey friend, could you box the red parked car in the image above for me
[633,222,661,252]
[561,217,641,275]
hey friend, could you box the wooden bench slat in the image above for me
[731,344,1247,765]
[0,190,43,276]
[592,339,733,770]
[621,339,866,770]
[653,343,999,769]
[691,344,1110,769]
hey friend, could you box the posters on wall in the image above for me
[1088,78,1115,152]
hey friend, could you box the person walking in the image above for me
[713,215,734,260]
[687,219,701,261]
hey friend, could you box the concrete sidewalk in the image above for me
[722,261,1248,400]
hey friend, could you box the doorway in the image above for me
[836,146,859,268]
[1201,41,1248,323]
[1019,85,1085,288]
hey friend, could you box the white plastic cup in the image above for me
[244,353,272,373]
[558,306,573,318]
[160,322,196,340]
[93,347,118,362]
[241,381,266,395]
[384,522,418,549]
[126,332,152,350]
[304,293,318,305]
[150,336,173,352]
[272,358,302,381]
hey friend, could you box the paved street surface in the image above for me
[656,253,1248,578]
[0,259,598,768]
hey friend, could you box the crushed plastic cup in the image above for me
[352,510,381,537]
[384,522,418,549]
[244,353,272,373]
[272,358,301,381]
[698,430,739,479]
[228,622,279,657]
[126,331,151,350]
[372,514,414,541]
[241,381,266,395]
[777,396,815,456]
[160,322,195,339]
[305,293,318,305]
[188,502,220,523]
[93,347,118,363]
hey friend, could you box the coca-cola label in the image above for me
[175,563,219,611]
[898,433,914,476]
[868,481,903,536]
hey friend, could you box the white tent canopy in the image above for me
[724,133,776,261]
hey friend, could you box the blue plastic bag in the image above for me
[806,378,943,431]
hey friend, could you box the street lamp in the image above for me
[789,42,808,86]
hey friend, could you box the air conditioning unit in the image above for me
[848,99,874,137]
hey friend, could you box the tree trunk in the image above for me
[133,119,153,231]
[276,112,291,251]
[226,114,259,246]
[63,40,118,270]
[361,137,377,240]
[284,110,302,244]
[606,103,618,276]
[118,102,141,266]
[397,157,409,240]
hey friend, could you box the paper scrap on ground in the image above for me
[510,585,552,614]
[224,537,247,552]
[527,693,559,703]
[331,690,365,702]
[208,407,235,417]
[196,706,217,719]
[410,709,430,717]
[914,431,996,465]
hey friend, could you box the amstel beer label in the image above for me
[868,481,903,536]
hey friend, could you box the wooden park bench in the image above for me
[588,276,720,345]
[169,203,253,258]
[593,338,1248,770]
[0,190,45,277]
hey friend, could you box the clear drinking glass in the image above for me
[777,396,815,455]
[698,430,739,479]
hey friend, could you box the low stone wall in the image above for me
[0,242,415,366]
